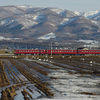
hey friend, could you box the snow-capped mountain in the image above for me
[74,10,100,20]
[0,5,100,42]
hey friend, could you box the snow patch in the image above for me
[37,32,56,40]
[4,6,22,14]
[74,11,80,15]
[77,40,99,44]
[49,23,55,26]
[16,5,33,12]
[50,8,65,15]
[0,18,16,26]
[83,10,100,18]
[35,15,46,23]
[91,20,99,25]
[60,17,79,26]
[0,36,21,40]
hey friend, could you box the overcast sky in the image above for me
[0,0,100,12]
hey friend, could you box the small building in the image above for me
[78,47,88,50]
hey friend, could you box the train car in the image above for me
[15,49,40,55]
[46,49,77,55]
[39,50,47,55]
[78,50,100,55]
[14,49,100,55]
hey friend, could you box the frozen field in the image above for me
[0,56,100,100]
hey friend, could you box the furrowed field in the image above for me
[0,55,100,100]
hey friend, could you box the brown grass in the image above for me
[81,92,99,95]
[0,60,10,87]
[1,87,17,100]
[21,89,32,100]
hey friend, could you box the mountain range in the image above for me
[0,5,100,42]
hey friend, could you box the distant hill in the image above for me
[0,5,100,42]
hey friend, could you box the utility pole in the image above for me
[51,42,52,57]
[49,42,50,49]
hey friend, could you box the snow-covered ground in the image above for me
[37,70,100,100]
[36,60,100,100]
[0,58,100,100]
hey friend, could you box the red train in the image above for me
[14,49,100,55]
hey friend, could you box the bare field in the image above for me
[0,56,100,100]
